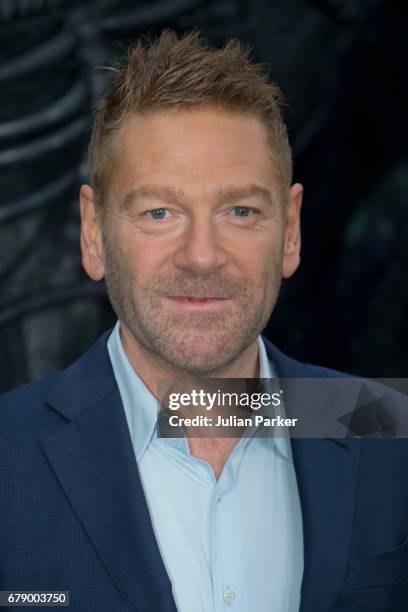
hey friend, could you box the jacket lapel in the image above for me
[41,331,177,612]
[263,337,361,612]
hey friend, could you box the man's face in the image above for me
[81,109,302,375]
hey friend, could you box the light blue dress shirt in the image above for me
[107,321,303,612]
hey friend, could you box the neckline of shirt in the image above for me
[107,320,293,464]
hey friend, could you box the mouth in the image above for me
[164,296,230,310]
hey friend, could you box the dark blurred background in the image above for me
[0,0,406,393]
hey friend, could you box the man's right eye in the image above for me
[145,208,170,220]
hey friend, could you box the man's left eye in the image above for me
[145,208,169,220]
[232,207,254,217]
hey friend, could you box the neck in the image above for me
[118,321,261,480]
[118,321,260,399]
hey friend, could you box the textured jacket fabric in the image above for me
[1,329,408,611]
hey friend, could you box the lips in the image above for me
[164,296,229,309]
[169,295,225,304]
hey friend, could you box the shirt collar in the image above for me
[107,320,292,463]
[258,329,275,379]
[107,321,157,462]
[257,334,292,462]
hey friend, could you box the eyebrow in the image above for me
[120,183,275,212]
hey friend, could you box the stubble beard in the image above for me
[103,241,283,376]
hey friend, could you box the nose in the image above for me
[173,215,228,274]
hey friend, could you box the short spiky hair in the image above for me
[89,29,293,211]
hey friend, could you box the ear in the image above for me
[80,185,105,281]
[282,182,303,279]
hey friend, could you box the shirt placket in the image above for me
[211,440,248,612]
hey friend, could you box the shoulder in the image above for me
[262,335,408,436]
[0,371,65,436]
[0,371,60,415]
[262,334,354,379]
[0,327,114,434]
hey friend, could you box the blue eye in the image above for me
[146,208,168,220]
[233,207,253,217]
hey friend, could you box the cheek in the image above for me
[253,243,285,300]
[119,238,172,286]
[238,239,282,276]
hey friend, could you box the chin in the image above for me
[164,344,240,376]
[170,360,226,376]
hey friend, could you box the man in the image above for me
[1,30,407,612]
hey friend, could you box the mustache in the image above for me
[148,273,251,299]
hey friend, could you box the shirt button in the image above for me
[223,587,235,604]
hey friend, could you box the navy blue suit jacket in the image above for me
[1,329,408,611]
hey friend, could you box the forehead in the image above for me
[110,109,279,199]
